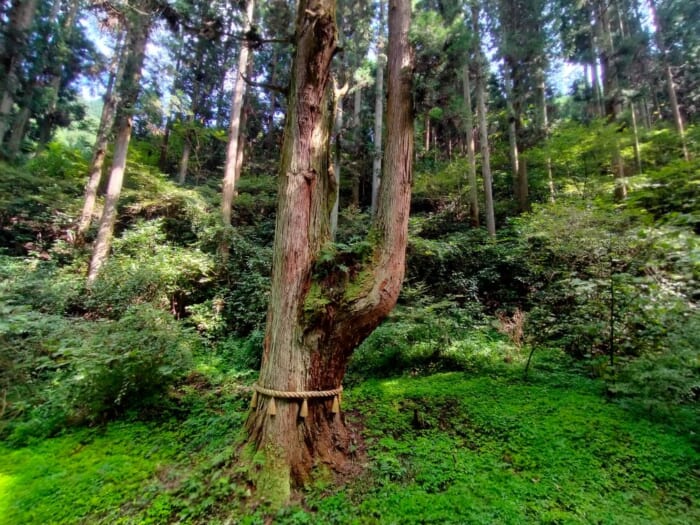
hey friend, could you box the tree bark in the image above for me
[370,0,385,217]
[244,0,413,501]
[87,11,151,284]
[77,32,126,242]
[472,2,495,236]
[462,64,478,227]
[220,0,255,258]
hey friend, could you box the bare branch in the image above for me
[240,74,288,96]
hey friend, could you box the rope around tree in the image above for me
[250,383,343,418]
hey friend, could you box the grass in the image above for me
[4,349,697,524]
[0,423,179,525]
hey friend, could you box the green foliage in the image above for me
[0,423,179,525]
[86,219,215,318]
[1,301,196,443]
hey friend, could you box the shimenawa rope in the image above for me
[251,383,343,418]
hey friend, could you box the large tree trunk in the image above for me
[370,0,385,217]
[77,32,126,242]
[87,12,150,284]
[244,0,413,501]
[0,0,38,147]
[463,64,479,227]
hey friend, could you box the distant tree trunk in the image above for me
[537,66,555,202]
[473,2,495,236]
[220,0,255,258]
[370,0,385,217]
[630,101,642,173]
[87,12,151,284]
[647,0,689,161]
[77,32,126,242]
[36,0,80,150]
[350,83,361,207]
[462,64,479,227]
[502,61,521,208]
[0,0,39,147]
[244,0,413,500]
[331,81,347,238]
[595,0,626,200]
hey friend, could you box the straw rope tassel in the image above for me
[267,396,277,416]
[299,398,308,418]
[250,390,258,409]
[331,394,340,414]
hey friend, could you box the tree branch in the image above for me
[240,74,288,96]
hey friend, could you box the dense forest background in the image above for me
[0,0,698,523]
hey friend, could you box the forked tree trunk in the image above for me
[87,12,151,284]
[463,64,479,227]
[244,0,413,501]
[77,32,126,242]
[220,0,255,258]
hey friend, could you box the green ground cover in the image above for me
[2,353,697,524]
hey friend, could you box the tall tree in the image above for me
[462,63,479,226]
[0,0,38,146]
[87,3,154,284]
[244,0,413,498]
[370,0,386,217]
[648,0,689,161]
[220,0,255,258]
[472,0,495,235]
[77,30,126,242]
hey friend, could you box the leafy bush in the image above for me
[85,219,214,318]
[1,304,197,443]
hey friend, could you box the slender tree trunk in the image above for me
[220,0,255,257]
[630,101,642,173]
[0,0,39,147]
[473,2,495,236]
[370,0,385,217]
[350,84,362,207]
[77,33,126,242]
[244,0,413,500]
[331,82,347,238]
[87,13,151,284]
[502,61,521,207]
[36,0,80,149]
[537,67,555,202]
[462,64,479,227]
[596,0,626,200]
[648,0,689,160]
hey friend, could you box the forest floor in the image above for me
[1,349,698,524]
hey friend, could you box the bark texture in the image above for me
[245,0,413,500]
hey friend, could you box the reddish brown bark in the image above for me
[244,0,413,499]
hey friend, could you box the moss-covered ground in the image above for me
[1,350,697,524]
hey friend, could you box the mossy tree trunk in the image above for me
[244,0,413,499]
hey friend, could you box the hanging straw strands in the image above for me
[250,384,343,418]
